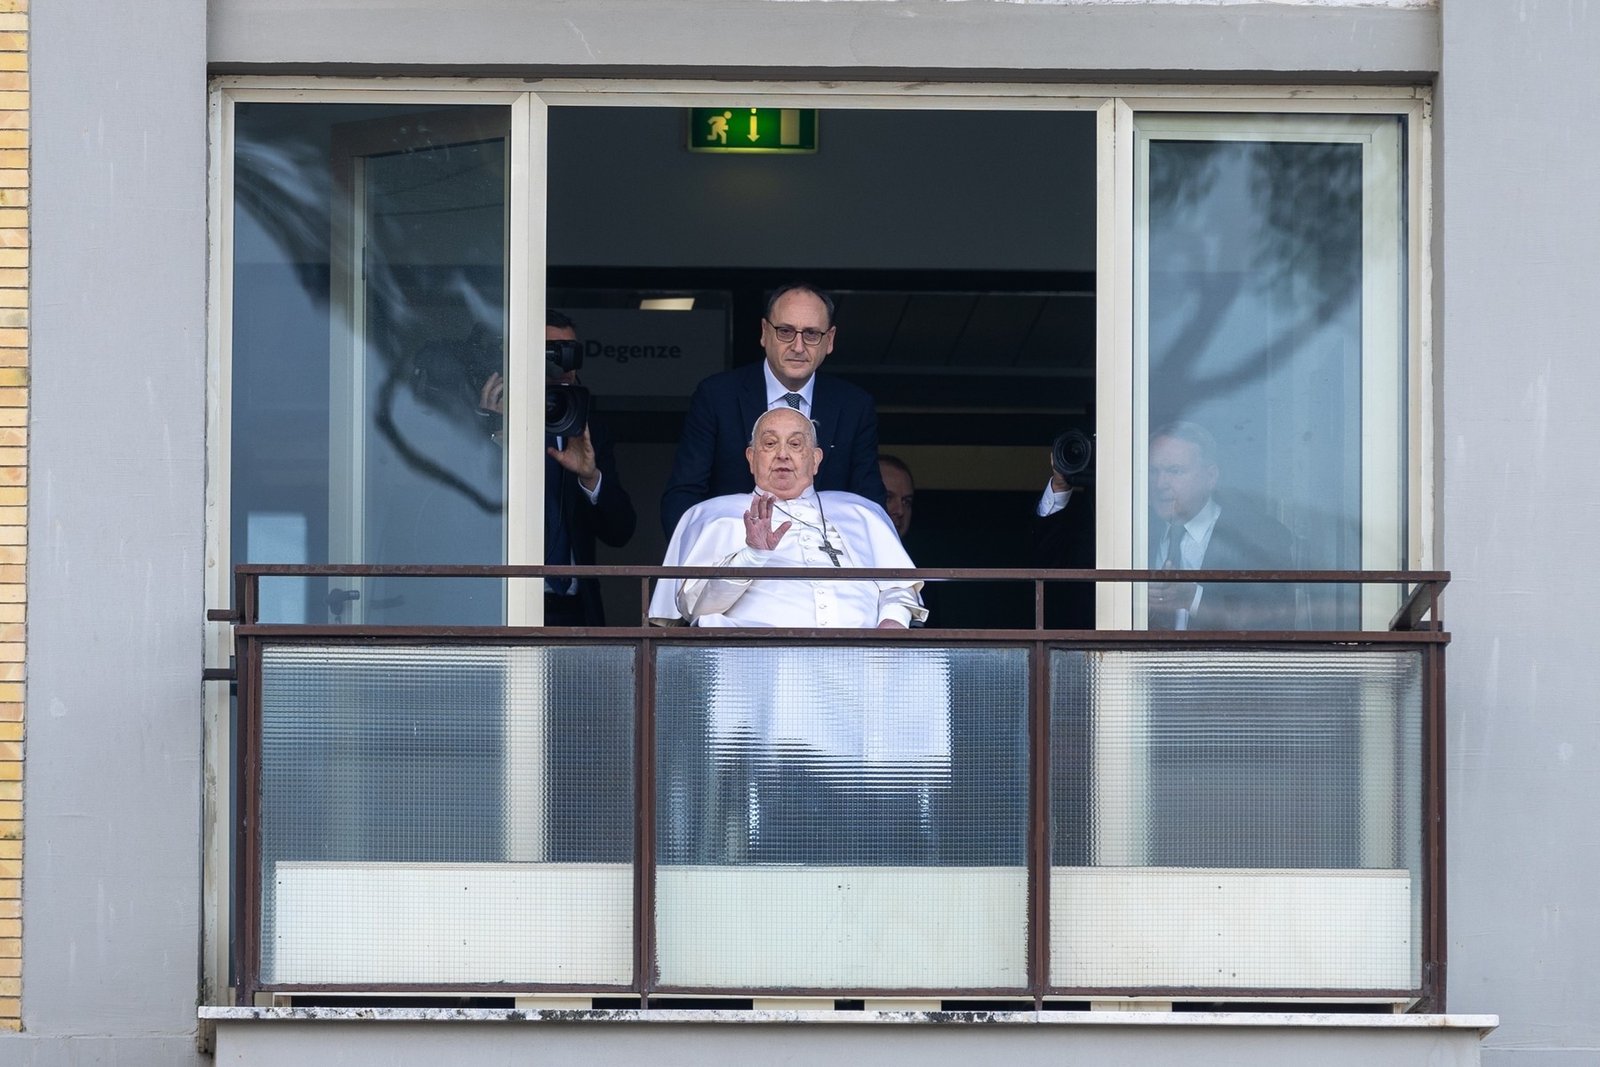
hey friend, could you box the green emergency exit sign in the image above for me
[688,108,819,154]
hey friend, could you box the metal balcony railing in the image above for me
[212,565,1448,1008]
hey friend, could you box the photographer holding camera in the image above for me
[1037,429,1092,521]
[478,309,637,626]
[1032,427,1096,629]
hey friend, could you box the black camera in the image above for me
[547,338,581,373]
[546,337,590,438]
[1051,428,1095,486]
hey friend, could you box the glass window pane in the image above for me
[654,644,1029,991]
[257,644,635,986]
[1135,114,1406,631]
[1050,647,1423,991]
[232,104,511,624]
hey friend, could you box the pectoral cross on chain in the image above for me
[818,539,844,567]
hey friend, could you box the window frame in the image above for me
[1128,110,1411,629]
[203,76,1433,1004]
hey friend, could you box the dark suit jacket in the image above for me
[551,416,636,625]
[1032,488,1096,630]
[1153,496,1297,631]
[660,361,887,536]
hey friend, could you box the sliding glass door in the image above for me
[1132,113,1407,630]
[231,102,526,625]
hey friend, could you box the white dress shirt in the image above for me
[1155,497,1222,622]
[1037,481,1073,517]
[762,361,817,417]
[1158,497,1221,569]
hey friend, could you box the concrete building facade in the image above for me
[14,1,1598,1063]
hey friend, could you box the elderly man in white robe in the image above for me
[651,407,949,865]
[651,406,924,628]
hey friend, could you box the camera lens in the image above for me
[546,338,583,373]
[546,383,591,438]
[1052,429,1094,481]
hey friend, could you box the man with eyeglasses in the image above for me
[660,282,887,536]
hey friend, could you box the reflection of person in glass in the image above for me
[479,310,636,626]
[1148,421,1294,631]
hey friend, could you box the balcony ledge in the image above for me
[201,1006,1498,1033]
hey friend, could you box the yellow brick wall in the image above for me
[0,0,22,1033]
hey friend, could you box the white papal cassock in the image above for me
[649,488,926,628]
[650,489,947,769]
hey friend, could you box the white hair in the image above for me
[748,407,820,449]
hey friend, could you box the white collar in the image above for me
[1177,497,1222,545]
[762,360,816,410]
[760,485,820,509]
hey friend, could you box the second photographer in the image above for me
[478,309,637,626]
[1032,426,1096,629]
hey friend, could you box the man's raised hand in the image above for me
[743,493,791,550]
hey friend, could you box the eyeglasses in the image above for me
[766,320,831,347]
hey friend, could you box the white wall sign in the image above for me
[559,308,728,398]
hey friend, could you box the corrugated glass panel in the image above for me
[1050,647,1423,990]
[654,644,1029,990]
[258,644,634,986]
